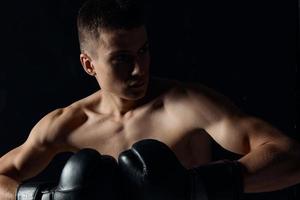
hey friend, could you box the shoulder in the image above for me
[161,79,242,126]
[163,80,228,104]
[28,97,92,149]
[166,80,238,111]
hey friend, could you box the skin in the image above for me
[0,26,300,200]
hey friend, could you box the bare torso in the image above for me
[1,77,296,197]
[60,78,212,169]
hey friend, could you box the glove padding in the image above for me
[17,148,122,200]
[118,139,244,200]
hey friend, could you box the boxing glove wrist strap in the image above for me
[16,181,56,200]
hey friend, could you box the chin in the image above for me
[126,92,147,101]
[125,88,148,101]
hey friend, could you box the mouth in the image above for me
[128,80,146,88]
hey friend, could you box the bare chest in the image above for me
[67,108,211,169]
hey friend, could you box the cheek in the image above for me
[110,67,131,82]
[101,66,128,87]
[143,54,151,68]
[95,61,119,79]
[98,74,124,92]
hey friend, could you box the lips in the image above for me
[128,80,145,88]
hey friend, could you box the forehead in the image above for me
[98,27,148,53]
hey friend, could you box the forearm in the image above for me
[239,141,300,193]
[0,175,19,200]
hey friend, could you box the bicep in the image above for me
[0,109,67,182]
[0,136,59,182]
[170,84,288,155]
[182,85,264,155]
[205,115,290,155]
[17,137,61,181]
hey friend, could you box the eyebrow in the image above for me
[109,40,149,56]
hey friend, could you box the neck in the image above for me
[99,91,146,120]
[97,77,160,120]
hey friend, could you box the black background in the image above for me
[0,0,298,199]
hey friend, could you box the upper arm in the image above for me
[0,108,69,182]
[207,115,293,155]
[170,84,291,155]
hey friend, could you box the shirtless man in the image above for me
[1,0,300,199]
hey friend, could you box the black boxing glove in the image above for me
[118,139,244,200]
[17,148,122,200]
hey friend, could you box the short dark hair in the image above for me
[77,0,145,53]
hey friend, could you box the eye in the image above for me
[111,54,134,68]
[113,54,133,63]
[138,44,149,55]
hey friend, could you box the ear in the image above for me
[80,53,97,76]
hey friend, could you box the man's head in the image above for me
[77,0,150,100]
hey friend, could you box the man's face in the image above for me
[91,26,150,100]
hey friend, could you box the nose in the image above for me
[131,64,141,76]
[131,62,145,77]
